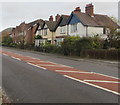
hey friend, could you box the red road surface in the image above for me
[1,50,120,95]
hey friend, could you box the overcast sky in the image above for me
[0,1,119,31]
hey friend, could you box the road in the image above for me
[1,47,119,103]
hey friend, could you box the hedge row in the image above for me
[80,49,119,60]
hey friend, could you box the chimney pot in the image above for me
[74,7,81,12]
[49,15,53,21]
[85,3,94,17]
[55,14,61,21]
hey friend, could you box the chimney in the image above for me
[49,15,53,21]
[74,7,81,12]
[85,3,94,17]
[55,14,61,21]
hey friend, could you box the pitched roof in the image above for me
[93,14,119,28]
[44,21,57,32]
[72,11,119,28]
[54,15,70,30]
[59,15,70,26]
[27,19,44,27]
[27,19,45,34]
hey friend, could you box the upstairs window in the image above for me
[44,28,47,35]
[36,29,41,35]
[71,24,77,33]
[60,26,66,34]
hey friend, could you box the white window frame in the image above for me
[44,28,47,35]
[60,26,66,34]
[71,23,77,33]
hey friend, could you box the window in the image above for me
[44,29,47,35]
[71,24,77,33]
[36,29,41,35]
[60,26,66,34]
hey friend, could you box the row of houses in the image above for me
[10,3,119,46]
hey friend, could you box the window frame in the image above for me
[60,26,66,34]
[71,23,77,33]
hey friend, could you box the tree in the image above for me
[109,16,119,24]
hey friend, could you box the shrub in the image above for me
[9,43,17,47]
[61,36,80,56]
[35,35,42,39]
[75,37,93,56]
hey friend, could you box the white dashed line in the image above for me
[84,80,120,83]
[64,75,120,95]
[27,63,47,70]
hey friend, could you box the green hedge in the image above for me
[80,49,119,60]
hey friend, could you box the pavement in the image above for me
[1,47,119,103]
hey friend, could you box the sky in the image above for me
[0,0,119,31]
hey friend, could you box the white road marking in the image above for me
[26,56,41,60]
[94,72,120,80]
[84,80,120,83]
[56,70,93,73]
[60,64,74,68]
[64,75,120,95]
[104,61,118,64]
[37,64,60,66]
[47,61,74,68]
[56,70,119,80]
[27,63,47,70]
[11,57,21,61]
[2,54,8,56]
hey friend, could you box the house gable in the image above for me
[43,24,48,29]
[38,25,41,30]
[68,13,81,25]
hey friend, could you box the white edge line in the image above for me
[64,75,120,96]
[27,63,46,70]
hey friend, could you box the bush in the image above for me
[75,37,93,56]
[43,43,55,53]
[35,35,42,39]
[9,43,17,47]
[61,36,80,56]
[61,36,94,56]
